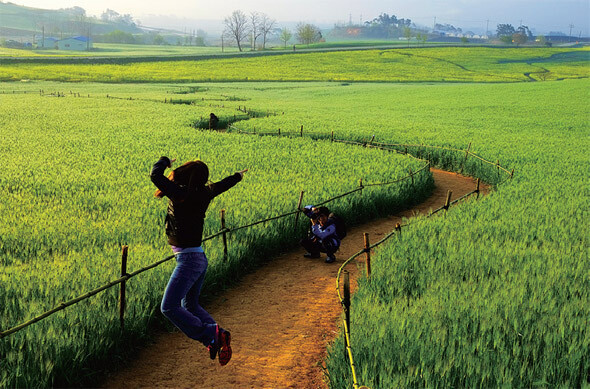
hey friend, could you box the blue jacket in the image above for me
[303,205,340,247]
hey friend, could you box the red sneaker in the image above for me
[218,329,232,366]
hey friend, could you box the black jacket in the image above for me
[150,157,242,247]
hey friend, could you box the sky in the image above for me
[9,0,590,35]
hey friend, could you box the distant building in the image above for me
[38,37,58,49]
[57,36,92,51]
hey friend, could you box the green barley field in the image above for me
[0,46,588,388]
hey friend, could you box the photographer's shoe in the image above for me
[303,252,320,258]
[325,255,336,263]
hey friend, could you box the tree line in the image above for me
[223,10,324,51]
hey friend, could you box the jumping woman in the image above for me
[150,156,247,366]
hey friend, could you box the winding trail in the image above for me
[101,169,488,389]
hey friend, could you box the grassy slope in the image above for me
[0,47,588,82]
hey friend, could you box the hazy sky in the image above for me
[10,0,590,35]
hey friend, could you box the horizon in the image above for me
[3,0,590,36]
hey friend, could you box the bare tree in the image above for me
[249,11,262,50]
[224,10,249,52]
[260,13,277,49]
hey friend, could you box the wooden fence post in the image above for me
[331,131,334,142]
[294,191,305,231]
[496,160,500,180]
[343,270,351,358]
[300,125,303,137]
[395,223,402,235]
[459,142,471,174]
[475,178,481,199]
[444,190,453,211]
[119,245,128,330]
[364,233,371,277]
[278,128,281,136]
[221,210,228,261]
[409,168,414,186]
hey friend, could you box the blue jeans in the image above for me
[161,250,216,346]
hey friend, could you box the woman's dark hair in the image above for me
[154,160,209,198]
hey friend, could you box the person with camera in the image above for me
[299,205,344,264]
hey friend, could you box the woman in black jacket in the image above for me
[151,156,247,366]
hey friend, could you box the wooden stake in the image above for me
[444,190,453,210]
[409,168,414,186]
[119,245,128,330]
[278,128,281,136]
[343,270,351,357]
[294,191,305,231]
[359,178,363,196]
[476,178,481,199]
[300,125,303,137]
[395,223,401,235]
[221,210,228,261]
[364,233,371,277]
[331,130,334,142]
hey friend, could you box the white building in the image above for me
[57,36,92,51]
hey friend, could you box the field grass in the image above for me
[0,47,587,82]
[0,43,238,58]
[0,82,431,388]
[0,47,588,387]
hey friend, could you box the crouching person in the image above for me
[299,205,344,264]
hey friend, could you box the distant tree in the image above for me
[249,11,262,50]
[101,9,120,22]
[403,26,412,46]
[512,32,527,46]
[517,25,533,40]
[152,33,165,45]
[461,36,469,44]
[296,23,321,45]
[280,27,292,48]
[260,14,276,49]
[224,10,249,51]
[536,35,546,45]
[103,30,136,44]
[496,24,515,38]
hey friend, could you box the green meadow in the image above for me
[0,46,588,387]
[0,46,588,82]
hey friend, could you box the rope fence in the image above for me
[0,123,513,389]
[0,133,433,340]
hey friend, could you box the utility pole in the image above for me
[569,24,574,42]
[486,19,489,36]
[433,16,436,32]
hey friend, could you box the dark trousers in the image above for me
[300,236,338,257]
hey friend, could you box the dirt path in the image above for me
[101,169,487,389]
